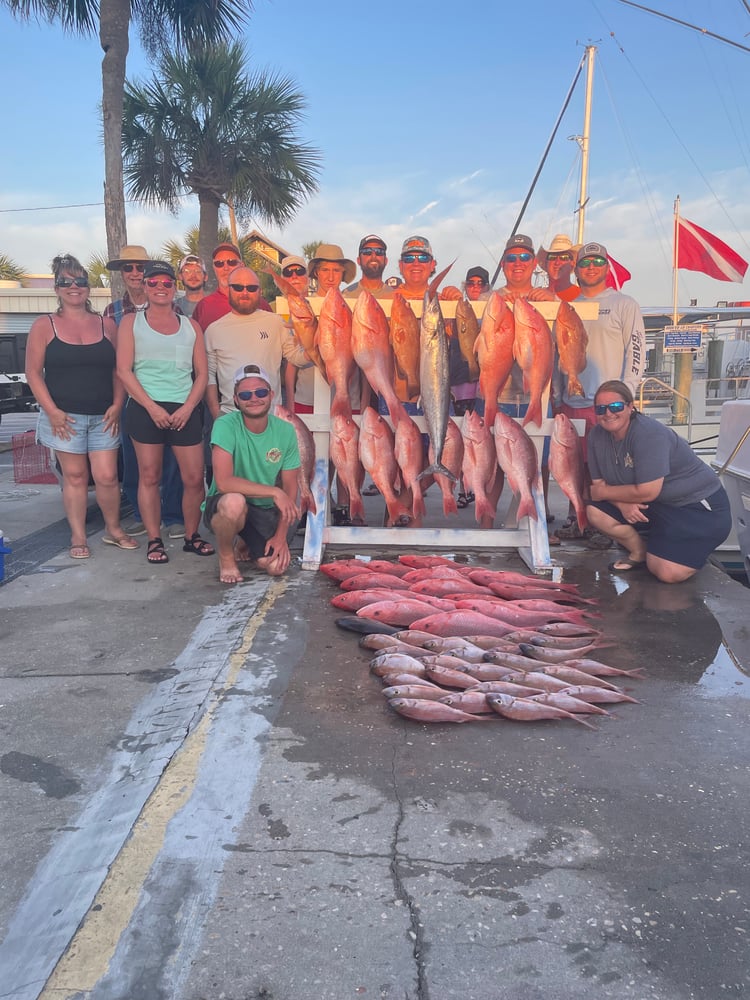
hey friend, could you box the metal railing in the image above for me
[637,377,693,437]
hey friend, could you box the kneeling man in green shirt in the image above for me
[204,363,300,583]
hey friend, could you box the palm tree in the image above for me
[121,41,321,283]
[3,0,254,288]
[302,241,324,261]
[0,254,27,283]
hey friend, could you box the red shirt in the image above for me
[192,289,272,331]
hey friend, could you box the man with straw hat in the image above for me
[537,234,581,302]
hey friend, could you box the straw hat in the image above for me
[105,244,150,270]
[537,235,581,270]
[308,244,356,285]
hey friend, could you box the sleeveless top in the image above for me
[132,310,195,403]
[44,315,116,414]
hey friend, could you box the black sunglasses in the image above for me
[283,266,306,277]
[595,401,627,415]
[360,247,386,257]
[121,263,145,273]
[214,259,240,268]
[56,277,89,288]
[237,388,270,400]
[230,282,260,292]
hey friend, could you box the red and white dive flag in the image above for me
[677,218,748,283]
[605,254,631,290]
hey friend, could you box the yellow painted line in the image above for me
[39,580,287,997]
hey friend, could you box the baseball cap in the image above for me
[280,255,307,272]
[577,242,608,262]
[213,242,242,259]
[359,234,387,253]
[143,260,176,280]
[233,363,273,389]
[179,253,206,272]
[401,235,433,258]
[465,266,489,284]
[503,234,535,255]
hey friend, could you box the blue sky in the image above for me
[1,0,749,305]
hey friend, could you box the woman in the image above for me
[587,379,731,582]
[25,253,137,559]
[116,261,214,565]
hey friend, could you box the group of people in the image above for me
[26,229,731,585]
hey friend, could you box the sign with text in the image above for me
[663,325,703,352]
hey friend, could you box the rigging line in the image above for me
[695,26,750,174]
[614,0,750,54]
[490,51,586,288]
[606,30,750,253]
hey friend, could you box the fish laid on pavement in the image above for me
[388,698,491,723]
[454,298,481,381]
[340,572,412,592]
[512,296,554,428]
[370,654,429,677]
[358,599,459,627]
[475,292,515,430]
[382,684,448,701]
[429,417,463,516]
[439,691,492,713]
[334,615,399,636]
[549,413,588,533]
[320,559,375,582]
[408,610,519,639]
[486,693,596,729]
[329,411,366,524]
[515,641,598,663]
[528,691,611,716]
[460,409,499,524]
[554,299,588,397]
[316,287,355,419]
[358,406,412,526]
[275,405,317,515]
[394,414,427,521]
[351,289,406,425]
[389,291,421,399]
[493,412,541,523]
[418,264,455,482]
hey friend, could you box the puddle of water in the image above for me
[697,642,750,698]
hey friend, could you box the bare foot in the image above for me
[218,559,244,584]
[256,552,287,576]
[233,540,252,563]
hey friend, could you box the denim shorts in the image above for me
[37,409,120,454]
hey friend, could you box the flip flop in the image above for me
[608,557,647,573]
[102,534,140,550]
[69,544,90,560]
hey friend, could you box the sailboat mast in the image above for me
[672,195,680,326]
[575,45,596,245]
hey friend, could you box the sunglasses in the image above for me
[360,247,386,257]
[213,259,240,268]
[236,388,270,400]
[56,277,89,288]
[282,266,306,277]
[547,253,572,262]
[466,279,485,287]
[230,283,260,292]
[121,263,145,273]
[578,256,608,268]
[146,278,174,288]
[401,253,432,264]
[504,252,533,263]
[595,401,627,415]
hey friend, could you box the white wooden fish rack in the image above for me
[281,296,593,578]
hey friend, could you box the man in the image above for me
[104,243,184,538]
[555,241,646,543]
[308,243,356,296]
[205,364,300,583]
[204,265,309,419]
[277,254,316,412]
[344,235,393,299]
[464,265,491,302]
[192,242,243,331]
[497,234,555,303]
[537,235,580,301]
[103,244,150,325]
[176,253,207,317]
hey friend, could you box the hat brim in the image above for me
[106,257,150,270]
[309,258,357,285]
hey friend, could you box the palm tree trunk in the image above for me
[99,0,130,300]
[199,194,223,292]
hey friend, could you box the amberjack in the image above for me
[418,263,456,482]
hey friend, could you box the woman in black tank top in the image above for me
[25,253,139,559]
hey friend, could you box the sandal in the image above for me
[362,483,380,496]
[457,492,472,509]
[69,543,91,560]
[183,533,215,556]
[608,557,646,573]
[147,537,169,564]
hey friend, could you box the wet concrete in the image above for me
[0,463,748,998]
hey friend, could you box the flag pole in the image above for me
[672,194,690,424]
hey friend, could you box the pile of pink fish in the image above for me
[322,554,643,727]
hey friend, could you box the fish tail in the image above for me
[418,463,457,483]
[522,400,543,428]
[517,495,539,522]
[475,496,496,523]
[568,375,585,396]
[443,495,458,517]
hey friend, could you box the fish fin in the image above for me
[516,495,539,522]
[418,463,458,483]
[427,261,455,299]
[475,497,496,523]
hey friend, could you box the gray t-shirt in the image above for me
[588,412,721,506]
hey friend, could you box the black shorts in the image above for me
[125,398,203,447]
[588,486,731,570]
[204,493,298,559]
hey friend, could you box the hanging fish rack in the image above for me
[276,297,596,578]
